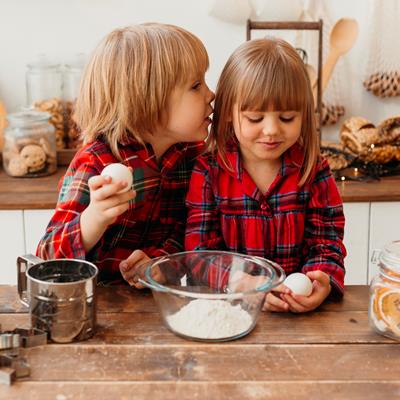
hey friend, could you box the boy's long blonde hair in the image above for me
[75,23,209,158]
[212,37,319,186]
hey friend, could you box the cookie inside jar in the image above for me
[2,111,57,178]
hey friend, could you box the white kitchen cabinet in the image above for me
[23,209,54,255]
[0,210,25,284]
[343,203,370,285]
[368,202,400,283]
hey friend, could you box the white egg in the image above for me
[101,163,133,193]
[283,273,313,296]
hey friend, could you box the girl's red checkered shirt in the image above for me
[185,142,346,298]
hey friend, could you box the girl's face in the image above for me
[163,75,214,144]
[232,104,302,167]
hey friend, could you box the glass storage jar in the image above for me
[369,240,400,341]
[26,56,65,149]
[2,110,57,178]
[64,54,85,149]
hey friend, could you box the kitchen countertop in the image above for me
[0,284,399,399]
[0,167,400,209]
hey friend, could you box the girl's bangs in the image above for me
[238,61,307,112]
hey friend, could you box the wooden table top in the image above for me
[1,166,400,209]
[0,284,399,399]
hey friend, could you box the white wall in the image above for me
[0,0,399,142]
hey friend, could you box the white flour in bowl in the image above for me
[166,299,253,339]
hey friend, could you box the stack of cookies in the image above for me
[340,116,400,164]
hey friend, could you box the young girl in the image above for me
[37,23,214,285]
[185,37,346,313]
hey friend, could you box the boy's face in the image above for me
[232,104,302,167]
[163,75,214,143]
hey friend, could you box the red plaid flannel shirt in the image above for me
[36,137,204,282]
[185,142,346,298]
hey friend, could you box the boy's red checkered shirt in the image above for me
[36,137,204,282]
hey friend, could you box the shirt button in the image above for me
[260,203,268,210]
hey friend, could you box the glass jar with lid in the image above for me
[64,54,85,149]
[2,110,57,177]
[26,55,65,149]
[369,240,400,341]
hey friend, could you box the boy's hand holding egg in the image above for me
[83,163,135,230]
[100,163,133,193]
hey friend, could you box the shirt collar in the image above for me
[119,136,201,174]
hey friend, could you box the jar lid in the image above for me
[27,55,60,71]
[380,240,400,272]
[65,53,86,72]
[7,110,51,126]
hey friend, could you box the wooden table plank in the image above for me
[0,285,369,314]
[0,310,392,345]
[2,381,400,400]
[9,344,400,382]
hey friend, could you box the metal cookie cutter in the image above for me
[12,328,47,348]
[0,333,20,352]
[0,328,47,350]
[0,353,30,379]
[0,367,16,385]
[0,327,47,385]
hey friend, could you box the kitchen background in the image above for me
[1,0,399,285]
[1,0,399,143]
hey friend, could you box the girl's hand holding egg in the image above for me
[263,271,332,313]
[283,273,313,296]
[280,271,332,313]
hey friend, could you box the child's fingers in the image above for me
[103,202,130,220]
[271,283,291,295]
[306,270,330,285]
[88,175,111,190]
[93,181,132,201]
[281,294,309,313]
[263,292,289,312]
[119,250,150,287]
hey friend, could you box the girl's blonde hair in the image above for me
[212,37,319,186]
[75,23,209,157]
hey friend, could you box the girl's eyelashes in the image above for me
[243,112,298,123]
[280,116,295,123]
[247,116,263,123]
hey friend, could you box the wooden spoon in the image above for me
[320,18,359,92]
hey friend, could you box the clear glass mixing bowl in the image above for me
[138,250,285,342]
